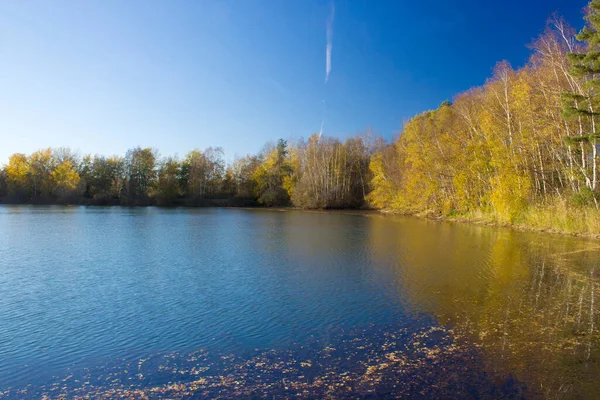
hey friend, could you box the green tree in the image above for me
[562,0,600,193]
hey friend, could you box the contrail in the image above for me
[325,2,334,83]
[321,2,334,137]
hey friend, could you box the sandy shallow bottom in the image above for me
[1,324,527,399]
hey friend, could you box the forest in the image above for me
[0,135,378,209]
[3,1,600,233]
[368,2,600,233]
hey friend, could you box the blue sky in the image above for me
[0,0,589,163]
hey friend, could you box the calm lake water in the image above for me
[0,206,599,398]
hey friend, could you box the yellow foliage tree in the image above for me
[367,17,597,226]
[5,153,31,198]
[51,161,81,197]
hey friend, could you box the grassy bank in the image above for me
[517,201,600,236]
[380,200,600,239]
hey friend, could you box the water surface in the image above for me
[0,206,598,398]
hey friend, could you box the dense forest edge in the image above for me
[4,2,600,235]
[0,137,376,210]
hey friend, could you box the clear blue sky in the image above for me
[0,0,589,164]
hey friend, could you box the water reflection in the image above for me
[367,214,600,398]
[0,207,599,398]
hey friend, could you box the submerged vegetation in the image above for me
[4,2,600,233]
[0,325,525,399]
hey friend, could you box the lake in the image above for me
[0,206,599,398]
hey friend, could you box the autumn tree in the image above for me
[365,13,600,223]
[180,147,225,205]
[229,155,262,204]
[51,161,81,200]
[4,153,31,201]
[28,148,55,199]
[291,134,371,208]
[367,142,403,209]
[252,139,293,206]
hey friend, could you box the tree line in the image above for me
[4,2,600,229]
[0,135,378,208]
[368,2,600,229]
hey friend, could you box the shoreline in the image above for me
[377,209,600,241]
[224,205,600,240]
[2,202,600,240]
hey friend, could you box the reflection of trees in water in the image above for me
[366,216,600,398]
[454,253,600,399]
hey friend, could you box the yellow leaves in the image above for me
[29,148,53,174]
[366,153,392,209]
[5,153,31,197]
[368,64,544,221]
[477,110,495,139]
[452,170,478,211]
[51,161,80,193]
[5,153,30,184]
[250,144,296,206]
[250,157,272,194]
[282,175,296,199]
[489,171,531,223]
[511,74,532,112]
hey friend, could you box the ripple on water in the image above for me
[0,323,528,399]
[1,207,599,397]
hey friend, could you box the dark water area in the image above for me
[0,206,598,398]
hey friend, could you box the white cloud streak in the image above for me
[325,2,334,83]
